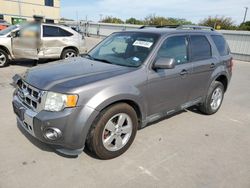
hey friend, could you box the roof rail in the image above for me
[139,24,215,31]
[177,25,215,31]
[139,25,180,29]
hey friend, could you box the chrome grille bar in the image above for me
[16,80,46,112]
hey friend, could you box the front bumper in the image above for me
[12,94,98,155]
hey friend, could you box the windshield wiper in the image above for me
[85,54,93,60]
[85,54,114,65]
[92,58,114,65]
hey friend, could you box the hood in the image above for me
[23,57,135,91]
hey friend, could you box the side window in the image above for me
[43,25,73,37]
[157,36,188,65]
[18,24,40,38]
[211,35,229,56]
[58,28,73,36]
[190,35,212,61]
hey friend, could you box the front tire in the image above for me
[87,103,138,159]
[0,49,9,67]
[199,81,224,115]
[61,48,77,59]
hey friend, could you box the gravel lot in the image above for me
[0,37,249,188]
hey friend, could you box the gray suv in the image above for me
[12,25,233,159]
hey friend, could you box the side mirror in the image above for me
[10,31,16,38]
[153,57,175,69]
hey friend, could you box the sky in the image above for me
[61,0,250,24]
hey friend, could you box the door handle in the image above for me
[180,69,188,76]
[210,63,215,68]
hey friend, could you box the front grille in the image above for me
[16,80,44,111]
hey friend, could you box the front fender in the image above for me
[86,84,146,119]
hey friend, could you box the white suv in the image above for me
[0,22,86,67]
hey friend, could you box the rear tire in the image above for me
[86,103,138,159]
[199,81,224,115]
[0,49,9,67]
[61,49,77,59]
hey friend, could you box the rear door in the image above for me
[188,34,216,100]
[210,35,232,74]
[40,25,73,58]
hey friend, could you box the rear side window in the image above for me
[211,35,229,56]
[43,25,73,37]
[190,35,212,61]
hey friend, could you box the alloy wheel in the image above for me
[65,52,76,59]
[102,113,133,151]
[0,52,7,66]
[210,87,223,110]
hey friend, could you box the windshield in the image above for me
[88,32,159,67]
[0,25,18,36]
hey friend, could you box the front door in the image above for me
[147,35,193,117]
[11,23,40,59]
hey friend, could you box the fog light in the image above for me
[44,128,62,140]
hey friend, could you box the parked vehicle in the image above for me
[0,22,86,67]
[12,25,233,159]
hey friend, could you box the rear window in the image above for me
[211,35,230,56]
[43,25,73,37]
[190,35,212,61]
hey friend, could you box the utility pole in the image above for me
[242,7,248,24]
[76,11,79,24]
[18,0,22,18]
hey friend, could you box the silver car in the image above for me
[0,22,86,67]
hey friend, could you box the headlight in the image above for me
[44,92,78,112]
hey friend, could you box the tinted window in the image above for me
[0,14,4,20]
[157,36,188,65]
[190,35,211,61]
[211,35,229,56]
[43,25,73,37]
[45,0,54,6]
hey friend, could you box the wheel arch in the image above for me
[80,98,144,150]
[98,99,143,128]
[61,46,79,56]
[0,45,11,56]
[215,74,228,92]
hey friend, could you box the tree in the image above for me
[144,15,193,26]
[101,16,124,24]
[238,21,250,31]
[199,16,237,30]
[125,17,144,25]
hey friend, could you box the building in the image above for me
[0,0,60,24]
